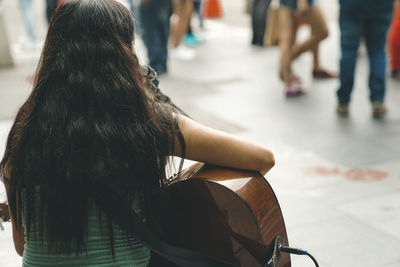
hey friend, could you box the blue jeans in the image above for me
[139,0,172,74]
[19,0,37,41]
[251,0,271,45]
[46,0,58,24]
[337,8,392,104]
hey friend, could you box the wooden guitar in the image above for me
[0,164,291,266]
[150,163,291,267]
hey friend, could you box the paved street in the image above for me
[1,0,400,266]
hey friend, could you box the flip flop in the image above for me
[312,69,338,79]
[285,85,306,97]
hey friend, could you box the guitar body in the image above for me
[151,163,291,267]
[0,164,291,266]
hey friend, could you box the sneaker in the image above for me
[183,33,204,47]
[285,84,306,97]
[169,46,196,61]
[336,103,349,117]
[372,102,386,119]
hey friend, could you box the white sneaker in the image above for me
[12,36,43,53]
[12,35,31,52]
[169,45,196,61]
[31,40,44,50]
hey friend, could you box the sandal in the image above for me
[285,84,306,97]
[312,69,338,79]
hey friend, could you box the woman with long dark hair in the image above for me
[0,0,275,266]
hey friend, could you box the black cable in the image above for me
[279,245,319,267]
[305,251,319,267]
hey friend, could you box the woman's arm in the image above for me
[173,115,275,176]
[3,163,25,256]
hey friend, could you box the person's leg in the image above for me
[139,2,156,66]
[279,6,295,87]
[183,0,203,47]
[19,0,37,41]
[364,14,392,106]
[46,0,58,24]
[139,0,172,74]
[291,5,328,60]
[286,15,303,83]
[159,2,172,73]
[251,0,272,46]
[336,9,363,107]
[310,43,338,78]
[170,0,193,49]
[194,0,203,28]
[312,44,320,69]
[279,6,304,96]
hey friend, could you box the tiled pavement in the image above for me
[1,0,400,266]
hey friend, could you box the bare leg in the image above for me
[312,41,338,78]
[291,5,328,61]
[312,44,320,70]
[170,0,194,49]
[279,6,296,87]
[292,7,337,78]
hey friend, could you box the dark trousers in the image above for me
[139,0,172,74]
[46,0,58,24]
[251,0,271,45]
[337,7,392,104]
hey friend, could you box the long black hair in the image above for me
[1,0,184,255]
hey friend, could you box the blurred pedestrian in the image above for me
[19,0,37,42]
[46,0,58,23]
[15,0,40,50]
[389,0,400,80]
[193,0,203,28]
[169,0,196,60]
[251,0,271,46]
[293,18,338,79]
[278,0,329,97]
[183,0,203,47]
[336,0,394,118]
[139,0,172,74]
[310,44,337,79]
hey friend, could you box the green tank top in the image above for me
[22,192,151,267]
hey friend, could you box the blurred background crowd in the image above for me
[1,0,399,118]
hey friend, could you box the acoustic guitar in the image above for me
[0,164,291,267]
[150,163,291,267]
